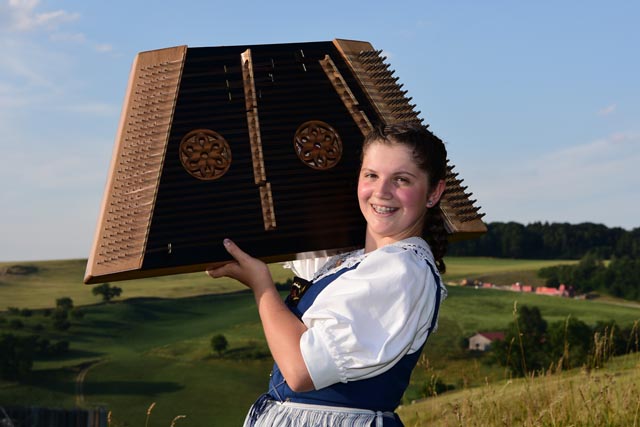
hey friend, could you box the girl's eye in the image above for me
[395,177,410,184]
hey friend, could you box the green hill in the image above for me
[397,352,640,426]
[0,257,638,426]
[0,257,576,310]
[0,259,292,310]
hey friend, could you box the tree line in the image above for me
[1,298,78,380]
[448,221,640,259]
[1,285,122,381]
[539,253,640,301]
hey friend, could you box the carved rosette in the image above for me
[179,129,232,180]
[294,121,343,170]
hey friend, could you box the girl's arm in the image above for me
[206,239,314,392]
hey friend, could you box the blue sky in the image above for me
[0,0,638,262]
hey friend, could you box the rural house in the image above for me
[468,332,505,351]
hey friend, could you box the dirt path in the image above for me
[75,361,101,406]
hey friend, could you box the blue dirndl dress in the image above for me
[244,238,445,427]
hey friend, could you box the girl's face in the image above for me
[358,141,432,250]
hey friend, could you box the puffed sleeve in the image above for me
[299,244,441,390]
[282,256,332,281]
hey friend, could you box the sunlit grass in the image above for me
[0,259,292,309]
[399,353,640,427]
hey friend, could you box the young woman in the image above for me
[207,122,449,426]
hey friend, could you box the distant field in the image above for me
[0,257,576,310]
[0,258,292,310]
[444,257,577,286]
[0,256,637,427]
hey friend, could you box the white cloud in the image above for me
[1,1,116,60]
[49,32,87,43]
[0,45,56,88]
[94,43,114,53]
[470,132,640,228]
[502,132,637,196]
[377,49,392,61]
[598,103,616,116]
[3,0,79,32]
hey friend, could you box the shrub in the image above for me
[211,334,228,356]
[51,308,70,331]
[8,319,24,330]
[51,340,70,354]
[92,283,123,302]
[422,377,454,397]
[56,297,74,311]
[70,309,85,320]
[0,333,36,380]
[53,319,71,331]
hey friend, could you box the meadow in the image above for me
[1,257,638,426]
[398,352,640,426]
[0,257,574,309]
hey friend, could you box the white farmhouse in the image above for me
[468,332,505,351]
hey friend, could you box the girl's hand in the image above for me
[206,238,273,293]
[206,239,314,392]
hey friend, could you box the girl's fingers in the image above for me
[222,238,250,264]
[206,263,230,278]
[207,239,268,290]
[206,239,248,279]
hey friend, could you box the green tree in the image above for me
[92,283,123,302]
[211,334,228,356]
[608,256,640,300]
[493,305,550,376]
[52,307,71,331]
[547,316,593,370]
[56,297,74,311]
[0,334,36,380]
[538,253,640,301]
[593,321,628,357]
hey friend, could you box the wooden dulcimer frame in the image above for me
[85,39,485,284]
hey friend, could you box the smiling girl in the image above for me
[207,122,449,426]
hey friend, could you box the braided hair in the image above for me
[362,122,449,273]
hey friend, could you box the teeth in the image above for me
[372,204,397,214]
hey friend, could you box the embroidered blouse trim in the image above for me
[311,236,434,282]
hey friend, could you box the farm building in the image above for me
[468,332,505,351]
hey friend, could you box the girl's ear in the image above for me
[427,179,446,207]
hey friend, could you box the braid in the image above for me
[423,201,448,274]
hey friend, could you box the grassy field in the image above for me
[398,352,640,426]
[443,256,578,286]
[0,259,292,310]
[0,257,576,310]
[0,257,638,426]
[1,292,271,426]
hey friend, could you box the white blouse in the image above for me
[292,237,447,390]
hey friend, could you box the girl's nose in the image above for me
[374,179,393,199]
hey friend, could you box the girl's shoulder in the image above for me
[313,237,435,281]
[379,236,435,262]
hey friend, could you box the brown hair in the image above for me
[362,122,449,273]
